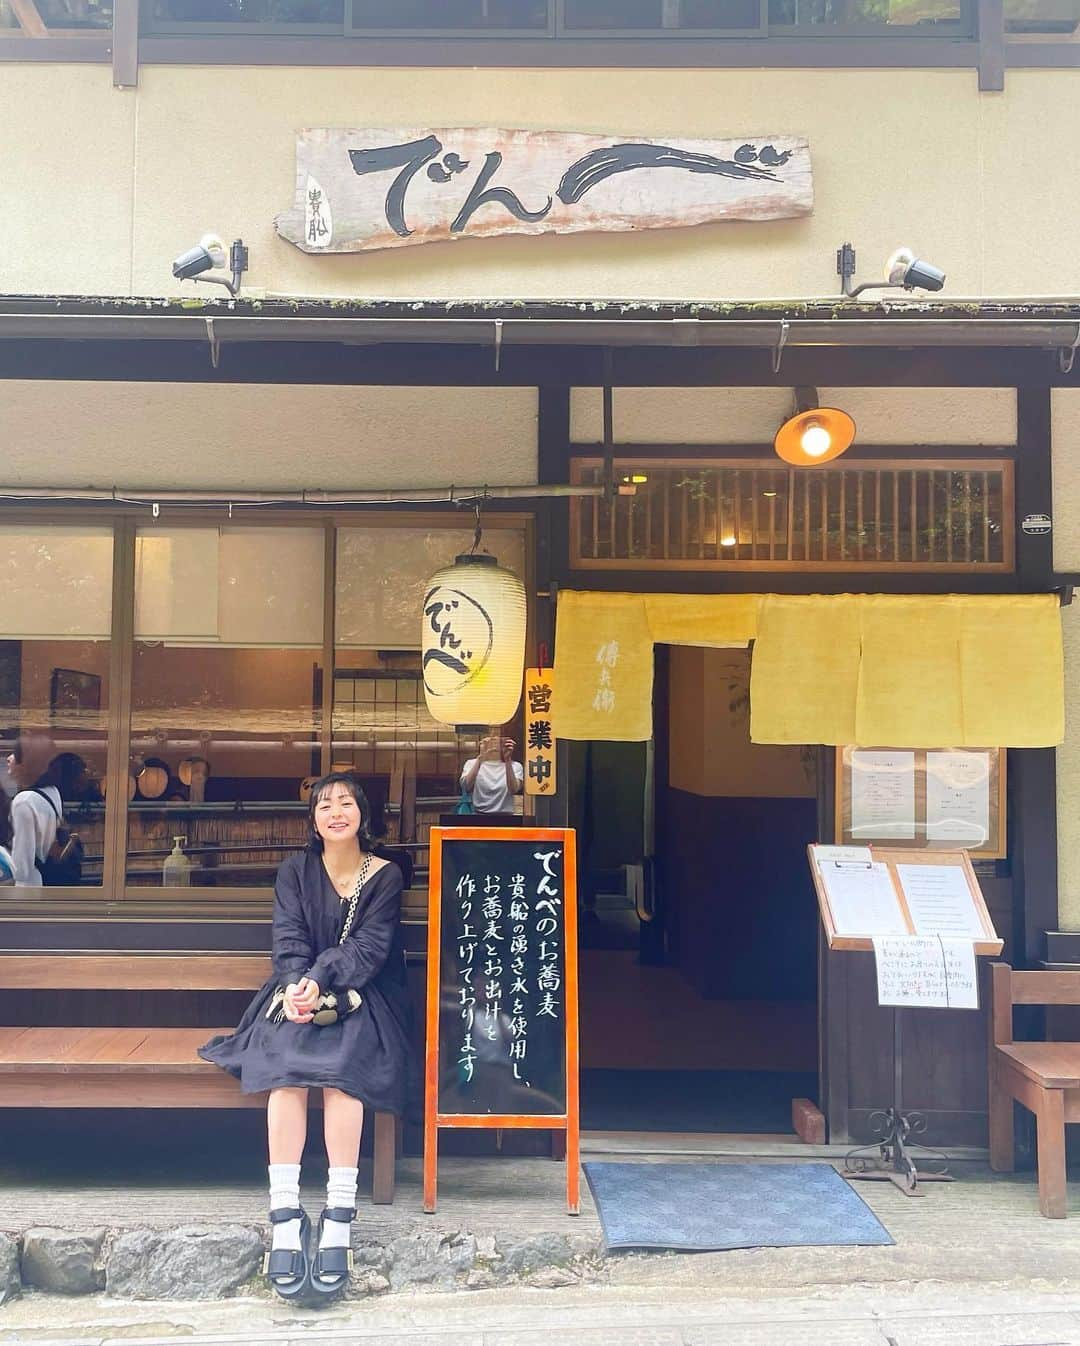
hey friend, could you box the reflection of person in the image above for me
[7,733,61,887]
[51,752,101,804]
[199,773,412,1304]
[0,791,14,885]
[460,731,524,814]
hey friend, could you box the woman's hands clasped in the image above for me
[283,977,321,1023]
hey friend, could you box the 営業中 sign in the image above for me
[524,668,556,797]
[276,127,813,254]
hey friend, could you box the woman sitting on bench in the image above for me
[200,773,412,1303]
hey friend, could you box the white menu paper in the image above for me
[850,750,916,840]
[926,751,991,846]
[818,859,909,938]
[895,863,987,939]
[872,935,979,1009]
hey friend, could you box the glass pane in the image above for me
[1,641,110,888]
[0,526,112,640]
[565,0,760,26]
[1,1,19,28]
[768,0,962,24]
[336,526,526,650]
[0,526,113,890]
[351,0,547,28]
[152,0,343,24]
[331,654,481,878]
[1005,0,1079,30]
[127,526,325,891]
[35,0,113,27]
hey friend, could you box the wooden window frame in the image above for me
[0,506,534,920]
[568,450,1016,574]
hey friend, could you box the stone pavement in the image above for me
[1,1150,1079,1304]
[2,1285,1080,1346]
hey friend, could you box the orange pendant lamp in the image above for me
[774,387,856,467]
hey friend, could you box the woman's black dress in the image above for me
[199,851,412,1114]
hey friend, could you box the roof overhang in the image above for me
[1,295,1080,351]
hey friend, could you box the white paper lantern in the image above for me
[421,553,527,729]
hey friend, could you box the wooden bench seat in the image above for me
[989,963,1080,1218]
[0,955,397,1204]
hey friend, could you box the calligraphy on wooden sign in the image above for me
[276,127,813,254]
[524,668,556,797]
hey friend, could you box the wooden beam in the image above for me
[111,0,139,86]
[976,0,1005,92]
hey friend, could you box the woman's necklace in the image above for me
[325,850,367,899]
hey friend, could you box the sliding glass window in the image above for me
[0,525,113,890]
[127,525,325,891]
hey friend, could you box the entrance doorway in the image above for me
[571,645,820,1137]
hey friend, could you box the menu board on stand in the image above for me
[424,827,579,1215]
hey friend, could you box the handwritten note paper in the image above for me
[872,935,979,1009]
[850,750,916,841]
[818,859,909,938]
[895,863,986,939]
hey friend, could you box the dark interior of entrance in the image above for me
[570,644,820,1136]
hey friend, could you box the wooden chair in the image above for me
[0,954,397,1204]
[989,962,1080,1218]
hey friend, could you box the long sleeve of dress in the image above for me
[272,859,315,982]
[308,865,402,995]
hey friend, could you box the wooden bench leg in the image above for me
[372,1110,396,1206]
[988,1067,1015,1173]
[1035,1089,1067,1219]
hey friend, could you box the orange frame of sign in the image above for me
[424,826,580,1216]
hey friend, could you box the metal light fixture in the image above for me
[837,241,946,299]
[774,387,856,467]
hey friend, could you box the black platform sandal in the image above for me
[310,1206,354,1298]
[264,1207,311,1302]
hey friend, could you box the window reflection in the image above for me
[126,645,321,888]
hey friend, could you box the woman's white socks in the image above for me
[268,1163,303,1253]
[321,1165,359,1251]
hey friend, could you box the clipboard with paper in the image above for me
[808,844,1003,956]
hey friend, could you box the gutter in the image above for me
[1,311,1079,352]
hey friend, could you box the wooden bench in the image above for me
[989,962,1080,1218]
[0,954,397,1205]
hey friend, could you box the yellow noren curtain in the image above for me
[554,589,1064,748]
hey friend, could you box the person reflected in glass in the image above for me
[0,790,14,885]
[200,773,412,1304]
[7,732,62,887]
[459,729,523,814]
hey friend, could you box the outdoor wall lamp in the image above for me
[774,387,856,467]
[171,234,249,297]
[837,242,946,298]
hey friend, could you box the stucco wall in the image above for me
[0,382,537,489]
[570,386,1017,444]
[2,65,1080,301]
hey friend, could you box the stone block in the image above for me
[386,1230,476,1291]
[106,1225,263,1301]
[499,1232,574,1278]
[0,1233,20,1305]
[21,1228,105,1294]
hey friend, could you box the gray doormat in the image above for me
[583,1161,894,1252]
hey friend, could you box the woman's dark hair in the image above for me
[50,752,91,800]
[307,772,376,853]
[0,791,12,851]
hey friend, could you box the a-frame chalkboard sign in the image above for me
[424,827,580,1215]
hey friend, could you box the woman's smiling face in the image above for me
[314,781,362,846]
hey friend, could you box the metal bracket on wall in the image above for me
[493,318,504,374]
[205,318,220,371]
[772,318,790,376]
[1057,322,1080,375]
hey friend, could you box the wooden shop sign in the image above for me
[275,127,813,254]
